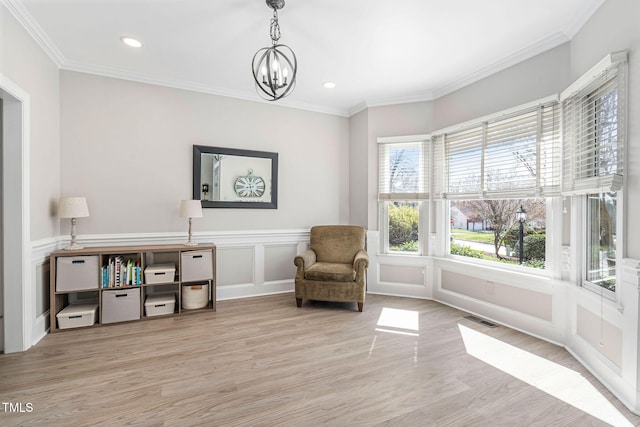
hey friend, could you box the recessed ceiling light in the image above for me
[323,81,336,89]
[121,37,143,48]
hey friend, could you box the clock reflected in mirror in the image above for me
[234,169,266,198]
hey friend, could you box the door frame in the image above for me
[1,73,31,353]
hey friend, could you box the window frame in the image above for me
[377,135,430,256]
[445,197,552,275]
[581,193,619,300]
[380,200,427,256]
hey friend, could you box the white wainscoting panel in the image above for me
[366,231,432,299]
[576,304,622,368]
[265,244,298,283]
[30,238,57,349]
[433,257,561,345]
[379,264,424,286]
[217,247,255,287]
[441,270,553,322]
[564,258,640,414]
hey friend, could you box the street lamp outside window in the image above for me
[516,205,527,265]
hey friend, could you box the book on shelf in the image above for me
[101,256,142,287]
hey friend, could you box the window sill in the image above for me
[437,254,550,279]
[581,280,616,302]
[376,252,430,264]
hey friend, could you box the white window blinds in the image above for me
[433,98,560,200]
[561,52,627,195]
[378,137,430,200]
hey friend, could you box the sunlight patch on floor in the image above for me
[458,324,632,427]
[375,308,420,336]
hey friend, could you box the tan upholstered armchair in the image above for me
[294,225,369,312]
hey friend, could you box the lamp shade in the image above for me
[180,200,203,218]
[58,197,90,218]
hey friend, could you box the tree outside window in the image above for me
[450,198,546,269]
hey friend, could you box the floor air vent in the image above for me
[464,315,498,328]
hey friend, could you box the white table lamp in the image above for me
[58,197,90,250]
[180,200,203,246]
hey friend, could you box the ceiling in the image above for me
[10,0,606,116]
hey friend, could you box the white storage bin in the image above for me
[56,256,99,291]
[145,293,176,316]
[56,303,98,329]
[144,263,176,284]
[102,288,140,324]
[181,250,213,282]
[182,283,209,310]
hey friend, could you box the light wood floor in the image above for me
[1,293,639,426]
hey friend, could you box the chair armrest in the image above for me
[353,249,369,280]
[294,249,317,280]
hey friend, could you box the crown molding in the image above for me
[365,91,437,109]
[6,0,601,120]
[347,91,436,117]
[431,32,570,100]
[59,30,572,119]
[2,0,65,67]
[4,0,349,117]
[61,60,350,117]
[563,0,606,39]
[347,101,369,117]
[347,32,571,117]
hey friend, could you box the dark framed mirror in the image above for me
[193,145,278,209]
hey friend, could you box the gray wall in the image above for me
[348,109,368,228]
[60,71,350,234]
[0,3,60,241]
[433,43,572,131]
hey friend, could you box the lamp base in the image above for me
[184,241,198,247]
[66,219,83,250]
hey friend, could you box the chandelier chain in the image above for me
[270,9,281,45]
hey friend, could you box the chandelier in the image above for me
[251,0,297,101]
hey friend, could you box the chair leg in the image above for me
[357,302,363,312]
[296,298,302,307]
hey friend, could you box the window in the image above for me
[450,198,546,269]
[562,52,626,296]
[431,96,560,270]
[378,137,429,254]
[386,201,420,253]
[562,52,626,195]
